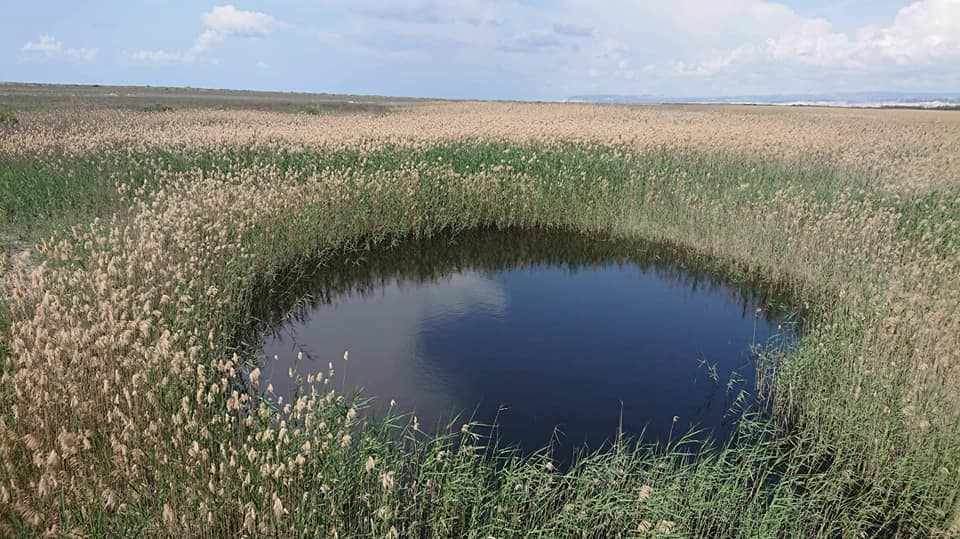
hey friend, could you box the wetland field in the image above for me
[2,85,960,536]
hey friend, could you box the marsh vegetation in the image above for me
[1,91,960,536]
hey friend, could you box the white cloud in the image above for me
[862,0,960,64]
[128,4,281,64]
[300,0,960,95]
[127,49,185,64]
[646,0,960,82]
[47,0,954,97]
[22,35,98,63]
[204,5,279,36]
[22,35,60,55]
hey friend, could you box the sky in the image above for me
[2,0,959,100]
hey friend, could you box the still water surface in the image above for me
[259,229,792,455]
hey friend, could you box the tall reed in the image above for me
[1,109,959,536]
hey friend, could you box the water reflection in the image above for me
[253,227,798,455]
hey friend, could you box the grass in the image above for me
[0,141,869,242]
[1,105,960,536]
[0,107,16,128]
[894,185,960,256]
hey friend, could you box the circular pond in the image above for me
[258,228,795,455]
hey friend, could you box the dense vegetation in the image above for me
[1,102,959,537]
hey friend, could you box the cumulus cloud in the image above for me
[650,0,960,81]
[203,4,279,36]
[128,4,281,64]
[21,35,98,63]
[859,0,960,64]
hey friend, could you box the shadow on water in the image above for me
[240,226,803,460]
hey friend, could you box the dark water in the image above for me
[258,228,795,456]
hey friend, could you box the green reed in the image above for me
[1,141,959,536]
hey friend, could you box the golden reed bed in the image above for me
[5,102,960,191]
[2,99,960,535]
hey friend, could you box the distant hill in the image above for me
[565,92,960,110]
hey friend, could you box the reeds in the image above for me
[3,102,960,190]
[1,105,959,536]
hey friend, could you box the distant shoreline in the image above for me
[3,82,959,111]
[565,93,960,111]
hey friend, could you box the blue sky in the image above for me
[2,0,958,100]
